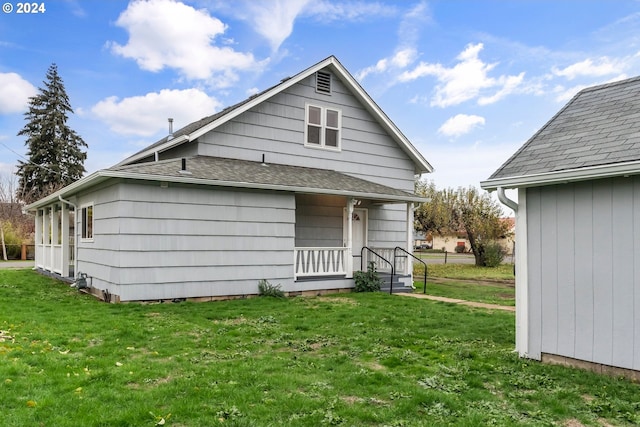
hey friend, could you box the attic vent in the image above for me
[316,71,331,94]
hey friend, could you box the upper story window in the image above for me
[305,104,341,150]
[81,204,93,241]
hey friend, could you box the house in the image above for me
[25,56,432,302]
[481,77,640,380]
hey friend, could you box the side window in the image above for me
[81,204,94,240]
[305,104,341,150]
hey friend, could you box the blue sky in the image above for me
[2,0,640,195]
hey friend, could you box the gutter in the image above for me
[58,195,78,280]
[480,159,640,191]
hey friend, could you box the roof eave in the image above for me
[480,160,640,191]
[24,171,112,211]
[105,170,426,203]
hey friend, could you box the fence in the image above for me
[414,250,514,265]
[0,244,36,260]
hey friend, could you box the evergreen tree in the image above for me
[16,63,87,203]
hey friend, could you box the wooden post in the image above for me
[21,243,27,260]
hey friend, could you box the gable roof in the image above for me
[481,76,640,190]
[25,155,427,210]
[116,55,433,174]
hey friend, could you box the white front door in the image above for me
[344,208,367,271]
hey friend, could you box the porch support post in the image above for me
[61,202,70,277]
[35,209,42,268]
[406,202,414,276]
[48,206,54,272]
[346,198,356,277]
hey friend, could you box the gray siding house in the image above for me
[481,77,640,378]
[26,56,432,302]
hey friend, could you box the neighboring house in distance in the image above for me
[26,56,432,302]
[481,77,640,380]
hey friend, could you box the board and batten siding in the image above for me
[77,182,296,301]
[525,176,640,371]
[197,72,417,192]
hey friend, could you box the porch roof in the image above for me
[26,156,427,210]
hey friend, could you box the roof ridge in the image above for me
[577,75,640,95]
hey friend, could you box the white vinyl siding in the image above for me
[305,103,341,150]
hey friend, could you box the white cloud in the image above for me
[438,114,485,138]
[0,73,37,114]
[398,43,524,108]
[552,57,623,80]
[356,48,417,80]
[244,0,311,51]
[91,88,222,137]
[478,72,525,105]
[207,0,394,52]
[304,0,396,23]
[108,0,259,84]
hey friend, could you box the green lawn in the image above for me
[415,280,515,307]
[1,270,638,426]
[413,263,516,306]
[417,262,515,281]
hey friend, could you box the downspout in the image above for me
[497,187,518,212]
[58,195,78,280]
[495,186,529,358]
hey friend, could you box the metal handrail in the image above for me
[394,246,428,294]
[360,246,395,294]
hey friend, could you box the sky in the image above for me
[2,0,640,205]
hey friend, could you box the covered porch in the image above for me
[34,201,75,280]
[293,194,414,283]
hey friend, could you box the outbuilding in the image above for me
[481,77,640,379]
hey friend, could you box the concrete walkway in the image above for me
[397,292,515,312]
[0,260,34,269]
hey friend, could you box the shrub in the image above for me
[1,222,23,259]
[454,244,466,253]
[258,279,285,298]
[483,241,505,267]
[353,261,383,292]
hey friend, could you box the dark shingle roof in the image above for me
[109,156,424,202]
[489,76,640,180]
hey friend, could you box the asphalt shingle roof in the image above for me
[489,76,640,180]
[110,156,423,202]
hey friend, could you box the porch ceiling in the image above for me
[107,156,427,203]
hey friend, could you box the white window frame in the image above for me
[304,103,341,151]
[80,203,94,242]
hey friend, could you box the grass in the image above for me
[1,270,639,426]
[412,262,516,306]
[418,262,515,281]
[414,280,515,307]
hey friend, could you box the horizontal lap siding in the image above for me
[81,182,296,301]
[368,204,407,248]
[526,177,640,370]
[295,194,344,247]
[198,73,416,192]
[76,182,122,290]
